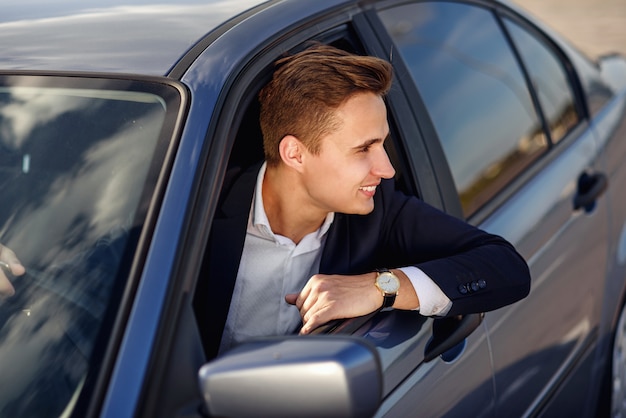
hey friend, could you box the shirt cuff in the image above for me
[398,266,452,316]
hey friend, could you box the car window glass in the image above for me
[504,17,580,144]
[379,2,548,218]
[0,77,182,417]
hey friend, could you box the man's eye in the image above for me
[358,146,371,153]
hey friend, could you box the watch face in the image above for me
[377,272,400,293]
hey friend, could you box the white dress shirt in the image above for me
[219,163,451,353]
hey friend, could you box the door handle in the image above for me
[573,171,608,212]
[424,313,484,362]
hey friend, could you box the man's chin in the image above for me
[345,203,375,215]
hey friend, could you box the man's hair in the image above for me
[258,44,393,166]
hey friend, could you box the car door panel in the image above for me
[590,89,626,314]
[479,124,609,415]
[351,312,495,418]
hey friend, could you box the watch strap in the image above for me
[382,293,396,308]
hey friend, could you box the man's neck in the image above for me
[262,165,328,244]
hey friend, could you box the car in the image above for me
[0,0,625,416]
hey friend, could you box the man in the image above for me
[199,44,531,358]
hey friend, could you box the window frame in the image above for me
[149,11,472,415]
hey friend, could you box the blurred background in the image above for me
[513,0,626,59]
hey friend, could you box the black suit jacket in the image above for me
[197,164,531,358]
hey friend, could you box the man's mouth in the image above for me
[359,185,377,193]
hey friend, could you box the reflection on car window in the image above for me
[0,79,179,416]
[504,18,580,143]
[379,2,548,217]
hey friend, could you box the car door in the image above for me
[374,1,610,416]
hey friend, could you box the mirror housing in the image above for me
[598,52,626,92]
[198,336,382,418]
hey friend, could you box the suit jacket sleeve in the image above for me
[321,178,531,316]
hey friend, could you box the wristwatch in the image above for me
[375,268,400,308]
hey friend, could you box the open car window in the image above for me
[0,75,184,417]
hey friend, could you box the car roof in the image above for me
[0,0,272,75]
[0,0,525,77]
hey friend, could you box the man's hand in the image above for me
[0,244,26,297]
[285,272,383,334]
[285,269,420,334]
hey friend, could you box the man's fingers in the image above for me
[0,261,11,276]
[0,262,16,297]
[0,245,25,277]
[0,244,25,298]
[3,261,25,277]
[284,292,308,311]
[285,293,298,305]
[300,304,335,334]
[300,311,320,335]
[286,290,322,328]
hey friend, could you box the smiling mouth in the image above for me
[359,185,377,193]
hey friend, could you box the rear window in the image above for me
[0,75,183,416]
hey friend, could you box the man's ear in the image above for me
[278,135,305,172]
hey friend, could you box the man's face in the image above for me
[300,92,396,215]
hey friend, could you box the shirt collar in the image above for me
[251,162,334,240]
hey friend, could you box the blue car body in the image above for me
[1,0,626,417]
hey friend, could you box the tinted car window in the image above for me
[0,76,182,416]
[504,17,580,144]
[379,2,547,217]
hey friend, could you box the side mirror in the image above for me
[597,52,626,92]
[198,336,382,418]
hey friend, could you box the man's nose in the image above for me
[373,148,396,179]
